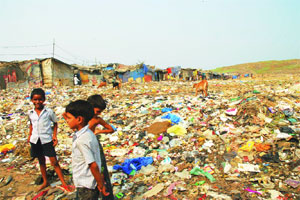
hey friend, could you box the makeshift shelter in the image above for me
[39,58,74,87]
[154,69,165,81]
[115,64,146,83]
[19,60,43,87]
[72,64,102,86]
[181,68,194,81]
[115,64,134,83]
[1,58,74,89]
[171,66,181,78]
[101,63,117,79]
[0,61,27,89]
[143,64,155,82]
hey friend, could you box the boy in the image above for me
[63,100,109,199]
[28,88,71,192]
[87,94,114,200]
[87,94,114,134]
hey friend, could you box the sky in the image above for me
[0,0,299,70]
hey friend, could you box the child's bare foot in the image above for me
[57,184,75,192]
[37,182,49,191]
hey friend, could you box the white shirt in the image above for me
[28,107,57,144]
[72,125,102,189]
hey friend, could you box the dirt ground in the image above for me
[0,159,44,199]
[0,157,75,200]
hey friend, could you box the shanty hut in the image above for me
[181,68,194,81]
[154,69,166,81]
[143,64,156,82]
[0,61,27,89]
[1,58,74,89]
[72,64,103,86]
[115,64,144,83]
[39,58,74,87]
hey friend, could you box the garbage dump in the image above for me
[0,78,299,199]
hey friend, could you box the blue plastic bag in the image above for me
[113,157,153,174]
[161,113,181,124]
[161,107,173,113]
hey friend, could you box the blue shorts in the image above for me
[30,139,56,158]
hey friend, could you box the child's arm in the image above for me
[62,112,67,120]
[52,122,58,146]
[89,162,109,196]
[28,123,33,143]
[94,117,114,135]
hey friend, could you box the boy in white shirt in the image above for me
[28,88,71,192]
[63,100,109,199]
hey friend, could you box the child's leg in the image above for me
[37,156,49,190]
[49,157,68,186]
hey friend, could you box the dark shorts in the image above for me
[30,139,56,158]
[76,187,100,200]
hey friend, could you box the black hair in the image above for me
[30,88,46,100]
[87,94,107,110]
[65,100,94,124]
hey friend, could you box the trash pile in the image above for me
[0,78,299,199]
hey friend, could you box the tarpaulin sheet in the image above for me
[130,69,144,80]
[121,71,130,83]
[103,66,114,71]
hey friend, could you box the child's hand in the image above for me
[53,137,58,146]
[98,185,110,196]
[62,112,67,119]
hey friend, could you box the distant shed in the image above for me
[0,61,27,89]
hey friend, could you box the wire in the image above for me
[0,53,51,56]
[54,54,78,64]
[0,44,52,48]
[55,44,95,64]
[0,42,97,66]
[55,44,80,60]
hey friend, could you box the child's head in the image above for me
[65,100,94,128]
[30,88,46,110]
[87,95,107,115]
[30,88,46,100]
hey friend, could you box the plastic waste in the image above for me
[225,108,237,116]
[0,143,15,154]
[113,157,153,174]
[140,165,156,175]
[284,179,300,188]
[143,183,164,198]
[161,113,181,124]
[175,169,191,179]
[161,107,173,113]
[167,125,187,136]
[244,187,262,195]
[238,163,260,172]
[238,141,255,152]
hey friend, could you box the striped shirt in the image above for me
[28,107,57,144]
[72,125,102,189]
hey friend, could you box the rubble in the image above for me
[0,77,299,199]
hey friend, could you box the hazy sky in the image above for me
[1,0,299,69]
